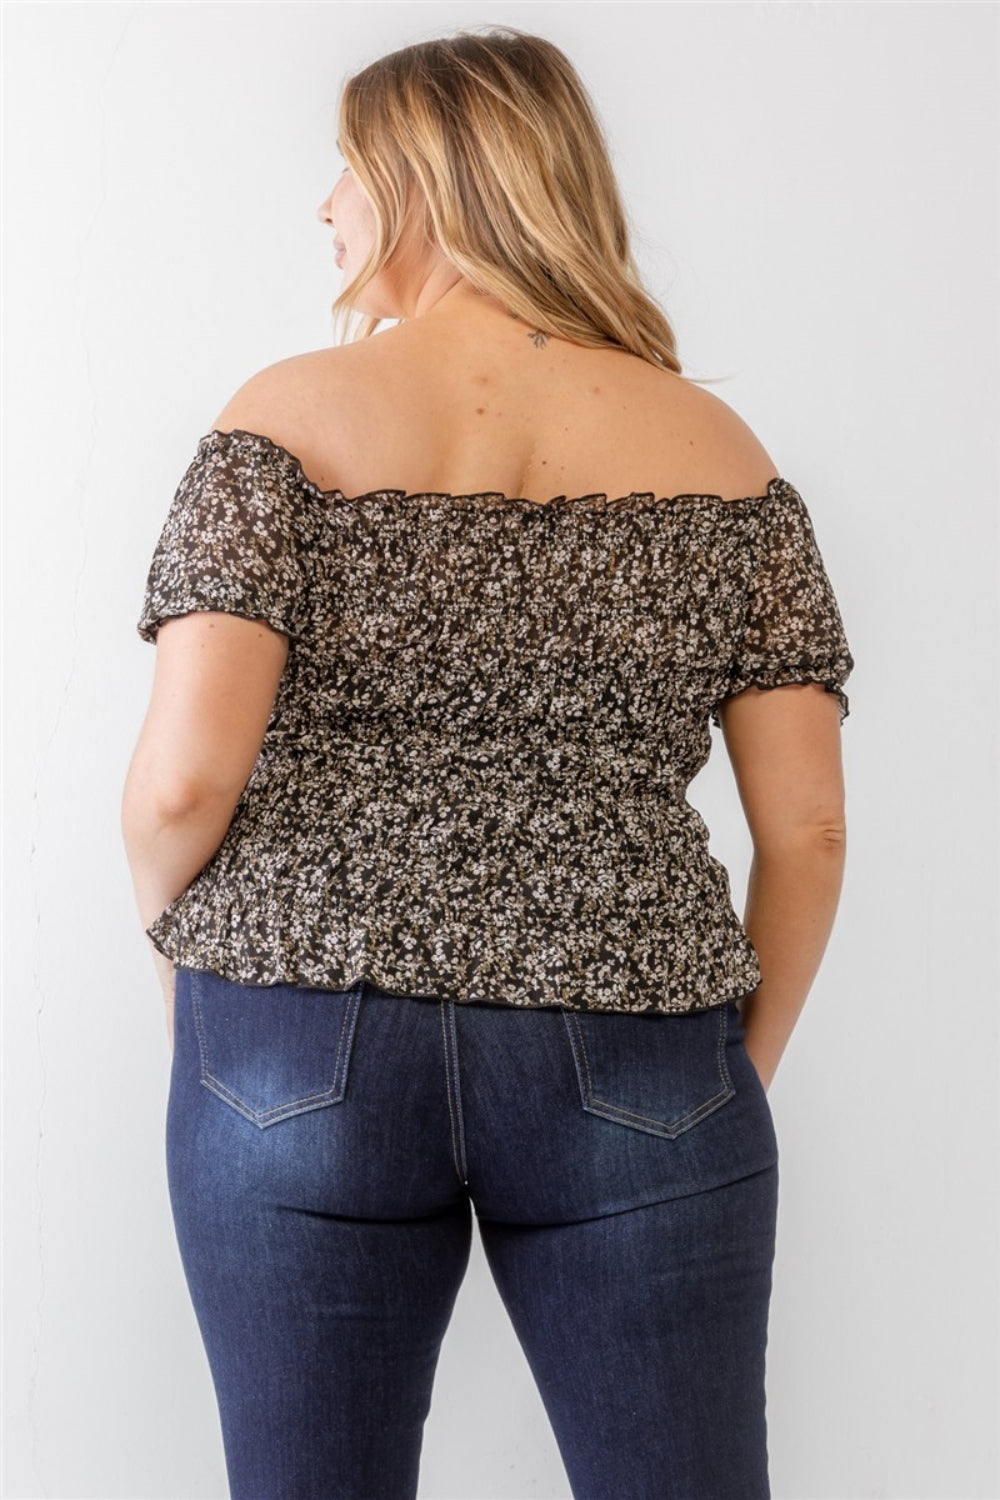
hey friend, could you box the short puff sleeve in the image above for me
[711,485,854,728]
[136,430,314,645]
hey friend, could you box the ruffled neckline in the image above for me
[199,427,796,513]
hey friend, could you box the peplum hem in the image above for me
[147,915,763,1016]
[145,809,764,1016]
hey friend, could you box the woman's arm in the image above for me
[120,784,245,1048]
[122,610,290,1049]
[717,680,848,1091]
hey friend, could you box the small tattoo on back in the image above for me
[506,308,550,348]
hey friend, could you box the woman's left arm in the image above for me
[121,610,290,1048]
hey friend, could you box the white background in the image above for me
[3,3,998,1497]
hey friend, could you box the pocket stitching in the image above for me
[561,1003,735,1139]
[190,975,361,1128]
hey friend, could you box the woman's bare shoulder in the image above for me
[207,343,783,505]
[658,376,782,500]
[209,345,375,435]
[205,345,385,488]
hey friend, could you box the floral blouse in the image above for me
[136,427,854,1014]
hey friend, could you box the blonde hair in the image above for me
[330,25,716,384]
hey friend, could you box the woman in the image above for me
[121,25,853,1500]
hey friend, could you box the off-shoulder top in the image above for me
[135,426,854,1014]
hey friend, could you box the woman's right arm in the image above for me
[717,681,848,1091]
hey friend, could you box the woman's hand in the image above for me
[149,942,178,1055]
[163,979,176,1055]
[744,1044,775,1096]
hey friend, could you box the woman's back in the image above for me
[224,280,779,508]
[136,307,852,1013]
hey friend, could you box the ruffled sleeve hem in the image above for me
[710,660,853,729]
[136,587,299,645]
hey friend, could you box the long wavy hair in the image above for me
[330,25,714,384]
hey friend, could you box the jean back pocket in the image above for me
[189,968,362,1129]
[561,1001,735,1139]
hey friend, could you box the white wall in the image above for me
[3,3,997,1497]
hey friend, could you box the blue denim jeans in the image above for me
[167,967,780,1500]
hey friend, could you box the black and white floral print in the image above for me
[136,427,854,1014]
